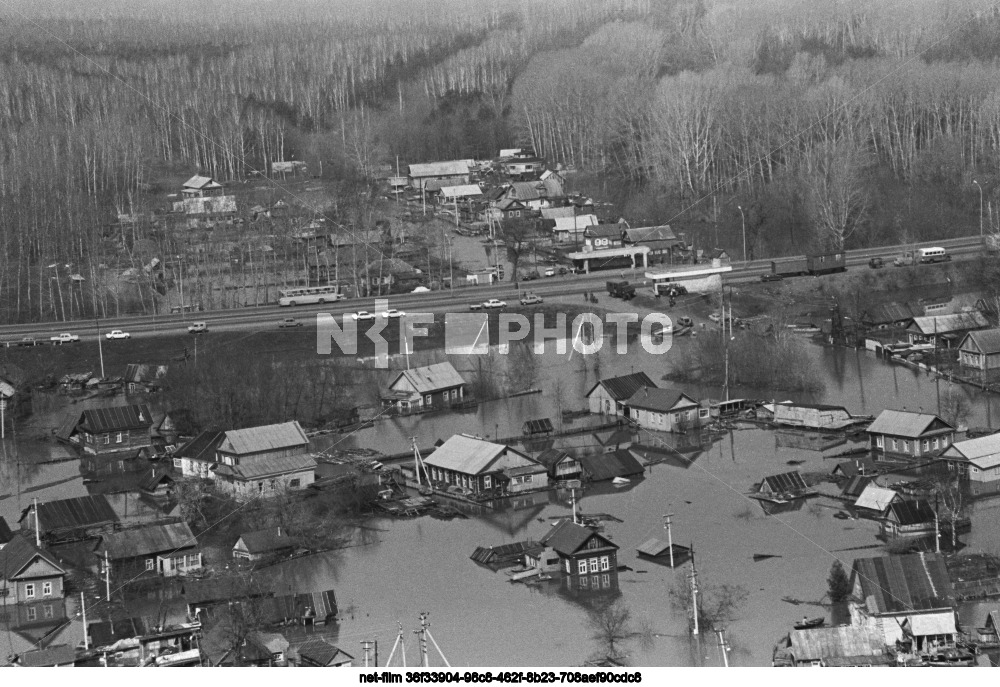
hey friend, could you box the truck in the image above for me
[893,251,915,267]
[607,281,636,300]
[50,333,80,344]
[770,253,847,277]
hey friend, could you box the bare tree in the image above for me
[801,137,872,251]
[587,600,651,664]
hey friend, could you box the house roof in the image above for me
[578,450,645,481]
[16,645,77,667]
[942,433,1000,462]
[0,516,12,545]
[909,311,990,335]
[507,181,544,201]
[887,499,935,526]
[421,434,517,475]
[296,637,353,666]
[788,626,883,662]
[832,458,877,479]
[852,553,954,614]
[22,494,119,531]
[624,225,679,245]
[364,257,419,275]
[541,519,618,556]
[867,410,953,438]
[584,223,626,238]
[124,364,168,385]
[215,453,317,481]
[390,362,464,395]
[760,471,808,493]
[541,207,576,220]
[80,404,153,433]
[523,418,553,435]
[854,484,899,511]
[173,430,225,462]
[587,372,657,402]
[236,527,297,555]
[535,448,574,469]
[841,474,875,498]
[504,463,547,477]
[626,387,698,413]
[496,198,526,211]
[0,535,66,579]
[99,522,198,560]
[182,175,222,190]
[863,301,915,324]
[408,161,470,178]
[970,453,1000,470]
[959,328,1000,355]
[553,214,598,232]
[218,421,309,455]
[907,612,957,636]
[440,184,482,198]
[470,540,543,565]
[138,469,174,492]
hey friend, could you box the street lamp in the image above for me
[737,206,747,263]
[973,180,984,237]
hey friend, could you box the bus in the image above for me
[917,247,950,264]
[278,285,345,306]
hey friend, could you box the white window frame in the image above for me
[484,475,491,489]
[876,435,884,448]
[26,606,36,621]
[42,582,52,597]
[891,439,898,451]
[24,583,35,599]
[145,558,155,571]
[578,560,588,575]
[115,432,123,443]
[600,556,610,571]
[589,558,599,573]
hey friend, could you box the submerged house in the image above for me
[625,387,703,433]
[19,495,119,543]
[882,499,937,538]
[771,403,863,430]
[586,372,657,417]
[941,433,1000,479]
[422,434,548,497]
[381,362,466,413]
[123,364,168,394]
[61,404,155,456]
[539,519,619,579]
[853,484,902,516]
[97,522,201,580]
[775,626,890,667]
[958,328,1000,371]
[756,471,811,500]
[0,535,66,606]
[577,449,644,483]
[208,422,316,500]
[232,527,298,562]
[866,410,955,458]
[907,312,990,347]
[535,448,582,482]
[294,638,354,667]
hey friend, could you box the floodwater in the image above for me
[4,335,1000,665]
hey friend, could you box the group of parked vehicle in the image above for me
[760,247,952,282]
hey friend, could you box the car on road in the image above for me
[278,318,302,328]
[188,322,208,334]
[869,257,885,269]
[381,309,406,319]
[482,299,507,309]
[558,267,569,275]
[352,311,376,321]
[16,337,38,347]
[520,293,544,306]
[544,268,556,277]
[676,316,694,328]
[105,330,130,340]
[50,333,80,344]
[760,272,784,282]
[708,312,721,323]
[411,286,431,293]
[521,272,539,282]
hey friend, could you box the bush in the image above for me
[827,560,852,603]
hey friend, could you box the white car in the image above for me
[543,268,556,277]
[519,294,544,306]
[105,330,130,340]
[352,311,376,321]
[482,299,507,309]
[411,286,431,293]
[50,333,80,344]
[381,309,406,319]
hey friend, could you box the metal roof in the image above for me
[636,538,689,557]
[578,450,645,482]
[541,519,617,556]
[760,471,808,494]
[909,311,989,335]
[535,448,573,469]
[907,613,956,636]
[586,372,657,402]
[852,553,954,613]
[470,540,542,565]
[585,223,626,238]
[887,499,935,526]
[296,638,353,666]
[408,161,470,178]
[216,453,316,481]
[423,434,534,475]
[182,175,222,190]
[504,463,547,477]
[788,626,884,662]
[624,225,679,244]
[863,301,915,324]
[0,535,65,579]
[173,429,225,461]
[942,433,1000,462]
[867,409,952,438]
[390,362,465,395]
[626,387,698,413]
[236,527,297,555]
[541,207,576,220]
[854,484,900,511]
[553,214,598,232]
[523,418,553,435]
[841,475,875,498]
[506,181,544,201]
[959,328,1000,355]
[24,494,119,532]
[80,404,153,433]
[100,522,197,560]
[970,453,1000,470]
[218,421,309,456]
[440,184,482,198]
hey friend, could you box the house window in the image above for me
[289,479,301,488]
[565,560,571,574]
[187,554,201,568]
[24,584,35,599]
[258,482,264,492]
[922,439,929,451]
[580,576,588,588]
[578,560,588,575]
[891,439,898,451]
[103,434,110,445]
[42,582,52,597]
[600,556,610,571]
[602,574,610,587]
[26,607,36,621]
[590,558,599,573]
[932,437,939,449]
[592,575,600,588]
[484,475,491,489]
[424,395,432,405]
[902,441,910,453]
[43,604,54,619]
[146,559,155,571]
[942,436,950,447]
[699,408,710,419]
[115,432,123,443]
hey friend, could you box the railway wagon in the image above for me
[770,252,846,277]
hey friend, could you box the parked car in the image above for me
[558,267,569,275]
[105,330,130,340]
[352,311,376,321]
[521,272,539,281]
[482,299,507,309]
[676,316,693,328]
[869,257,885,269]
[760,273,784,282]
[520,293,544,306]
[381,309,406,319]
[411,286,431,293]
[16,337,38,347]
[188,322,208,334]
[50,333,80,344]
[278,318,302,328]
[544,268,556,277]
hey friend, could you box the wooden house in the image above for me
[470,541,544,571]
[362,257,423,294]
[583,223,626,250]
[173,429,226,477]
[586,372,657,417]
[181,175,224,198]
[976,610,999,646]
[577,449,644,483]
[621,225,684,264]
[906,312,990,347]
[501,153,545,179]
[881,499,937,538]
[866,409,955,458]
[625,387,702,433]
[535,448,581,481]
[958,328,1000,370]
[777,626,889,667]
[294,638,354,667]
[422,434,548,497]
[756,471,810,500]
[407,161,471,192]
[0,535,66,606]
[123,364,168,393]
[552,214,598,243]
[61,404,155,456]
[232,527,298,562]
[19,495,120,543]
[771,403,860,430]
[539,519,619,579]
[381,362,465,413]
[211,422,316,500]
[940,433,1000,477]
[853,484,902,516]
[97,522,201,579]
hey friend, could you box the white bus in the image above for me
[278,285,345,306]
[917,247,950,264]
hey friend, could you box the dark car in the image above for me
[676,316,694,328]
[760,273,784,282]
[869,257,885,269]
[521,271,540,281]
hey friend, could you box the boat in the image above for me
[753,554,781,562]
[612,477,631,486]
[793,617,825,630]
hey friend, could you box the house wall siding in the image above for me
[219,468,315,501]
[82,427,151,455]
[869,431,953,457]
[588,386,619,416]
[630,406,699,432]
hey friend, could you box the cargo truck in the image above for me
[607,281,636,300]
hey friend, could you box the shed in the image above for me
[577,449,644,482]
[853,484,901,514]
[295,637,354,667]
[757,471,809,496]
[20,494,119,541]
[522,418,553,436]
[635,538,690,567]
[470,541,543,570]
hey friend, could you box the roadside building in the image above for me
[621,225,684,264]
[233,527,298,562]
[850,553,958,650]
[294,638,354,667]
[566,245,650,274]
[362,257,423,294]
[61,404,155,456]
[535,448,582,482]
[866,409,955,458]
[625,387,702,433]
[645,261,733,295]
[381,362,465,414]
[958,328,1000,370]
[19,494,119,543]
[539,519,619,579]
[552,214,598,243]
[582,223,626,250]
[97,522,201,579]
[586,372,657,417]
[422,434,547,497]
[0,535,66,606]
[906,312,990,347]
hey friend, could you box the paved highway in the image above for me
[0,235,987,343]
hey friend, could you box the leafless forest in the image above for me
[2,0,1000,322]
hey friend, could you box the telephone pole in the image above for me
[663,512,675,568]
[415,612,430,667]
[716,628,730,667]
[689,544,700,636]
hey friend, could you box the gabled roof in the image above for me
[586,372,657,402]
[364,257,418,274]
[506,181,544,201]
[624,225,679,244]
[970,453,1000,470]
[959,328,1000,355]
[138,469,174,492]
[440,184,482,199]
[173,429,225,462]
[389,362,464,394]
[541,519,617,556]
[760,471,808,493]
[578,450,645,481]
[909,311,989,335]
[496,198,527,211]
[626,387,698,413]
[296,637,353,666]
[80,404,153,433]
[215,453,316,481]
[788,626,884,662]
[423,434,534,476]
[22,495,119,531]
[99,522,198,560]
[541,207,576,220]
[584,223,626,239]
[852,553,954,613]
[470,540,542,565]
[218,421,309,456]
[124,364,168,385]
[236,527,297,555]
[0,535,66,579]
[887,499,935,526]
[182,175,222,190]
[906,612,956,636]
[942,433,1000,462]
[553,214,598,232]
[854,484,900,511]
[863,301,915,324]
[408,161,470,178]
[832,458,877,478]
[867,409,953,438]
[535,448,574,469]
[841,474,875,498]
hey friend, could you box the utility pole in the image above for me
[934,493,941,554]
[571,489,578,525]
[33,497,41,547]
[722,286,730,402]
[1,397,6,440]
[96,317,106,379]
[415,612,430,667]
[81,592,89,650]
[105,550,111,602]
[689,545,700,636]
[663,512,675,568]
[716,628,730,667]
